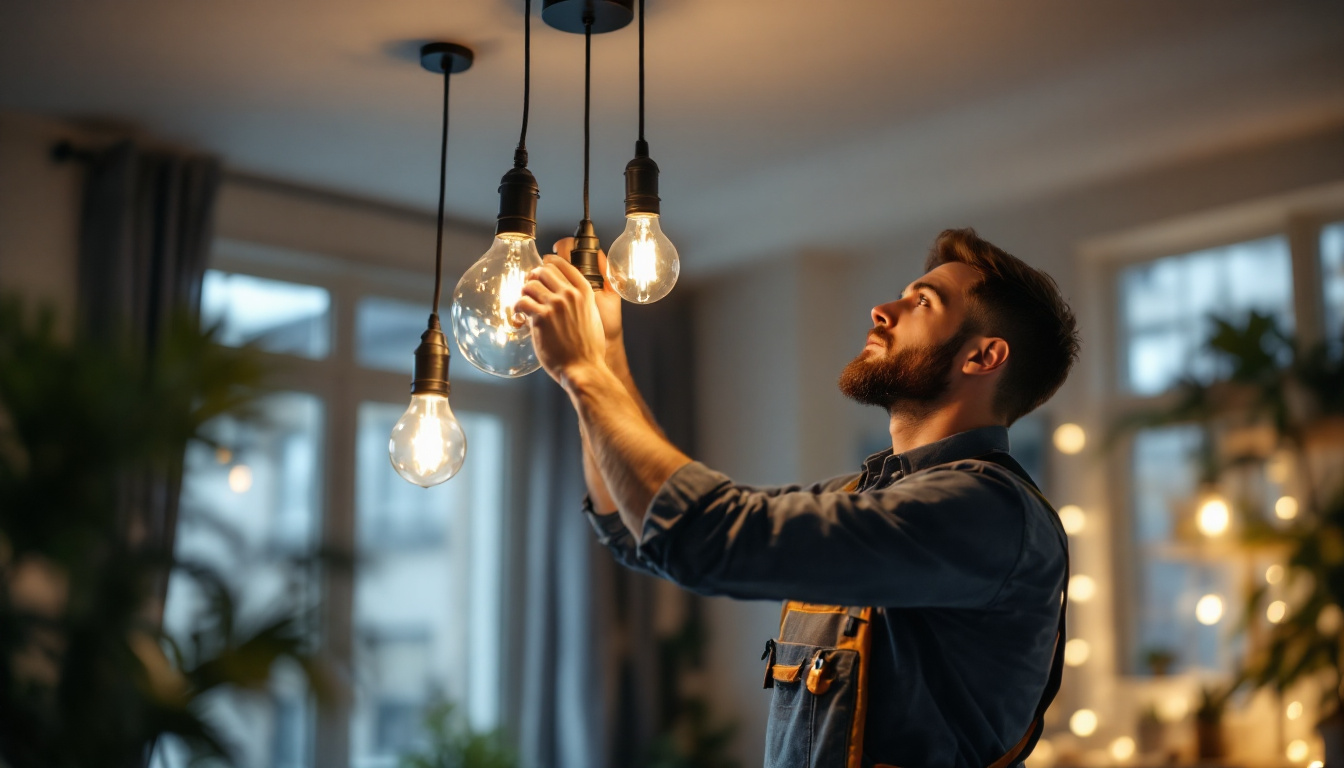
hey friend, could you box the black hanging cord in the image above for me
[515,0,532,165]
[431,68,451,316]
[638,0,645,144]
[582,17,593,221]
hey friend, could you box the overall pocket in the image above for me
[763,641,860,768]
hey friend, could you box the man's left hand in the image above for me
[515,254,608,385]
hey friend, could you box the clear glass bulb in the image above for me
[451,234,544,377]
[606,213,679,304]
[388,393,466,487]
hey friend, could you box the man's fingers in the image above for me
[595,249,614,293]
[514,295,546,321]
[552,237,575,262]
[529,261,570,294]
[542,254,593,294]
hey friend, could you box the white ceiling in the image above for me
[2,0,1342,272]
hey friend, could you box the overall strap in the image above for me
[975,451,1069,768]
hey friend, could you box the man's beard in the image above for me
[837,325,971,415]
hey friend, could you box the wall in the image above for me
[687,121,1344,767]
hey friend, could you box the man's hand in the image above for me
[552,237,624,359]
[515,254,607,385]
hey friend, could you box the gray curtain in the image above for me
[75,139,222,558]
[516,292,698,768]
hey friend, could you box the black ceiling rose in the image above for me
[541,0,633,34]
[419,42,474,74]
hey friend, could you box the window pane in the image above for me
[1130,425,1240,674]
[1119,236,1293,395]
[351,402,505,767]
[1323,221,1344,345]
[202,270,331,359]
[355,296,496,382]
[158,392,324,768]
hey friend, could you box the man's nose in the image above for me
[871,300,900,327]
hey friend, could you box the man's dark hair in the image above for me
[924,228,1080,425]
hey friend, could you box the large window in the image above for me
[158,242,522,768]
[1114,218,1342,678]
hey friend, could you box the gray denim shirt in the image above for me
[584,426,1067,767]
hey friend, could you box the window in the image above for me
[1118,236,1293,395]
[1322,221,1344,344]
[159,244,521,768]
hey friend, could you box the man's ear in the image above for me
[962,337,1009,376]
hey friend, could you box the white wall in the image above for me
[686,122,1344,767]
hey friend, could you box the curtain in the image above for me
[75,139,222,564]
[516,292,698,768]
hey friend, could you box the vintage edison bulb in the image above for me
[606,213,679,304]
[388,393,466,487]
[451,234,543,377]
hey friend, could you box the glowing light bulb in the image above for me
[1195,594,1224,625]
[1058,504,1086,535]
[228,464,253,494]
[1287,739,1309,762]
[1266,564,1284,584]
[606,213,679,304]
[1053,423,1086,454]
[1109,736,1136,762]
[1275,495,1299,520]
[1267,600,1287,623]
[1064,638,1090,666]
[1069,574,1097,603]
[1197,497,1230,537]
[1157,695,1188,723]
[451,234,543,377]
[388,393,466,488]
[1069,708,1098,737]
[1287,700,1303,720]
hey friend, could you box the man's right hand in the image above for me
[552,237,625,363]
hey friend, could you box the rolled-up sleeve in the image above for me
[583,496,660,575]
[634,461,1027,607]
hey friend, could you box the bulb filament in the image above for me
[630,218,658,291]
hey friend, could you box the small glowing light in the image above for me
[1287,700,1303,720]
[1267,600,1288,623]
[1308,761,1323,768]
[1195,594,1224,625]
[1287,739,1309,762]
[227,464,253,494]
[1266,564,1284,584]
[1197,497,1230,537]
[1069,575,1097,603]
[1317,604,1342,634]
[1058,505,1086,535]
[1276,495,1299,520]
[1069,708,1098,737]
[1025,738,1056,768]
[1109,736,1136,762]
[215,447,233,464]
[1053,423,1086,455]
[1157,695,1188,723]
[1064,638,1090,667]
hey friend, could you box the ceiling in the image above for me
[2,0,1342,273]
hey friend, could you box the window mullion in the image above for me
[1287,214,1326,348]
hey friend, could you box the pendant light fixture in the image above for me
[451,0,545,378]
[542,0,634,290]
[605,0,679,304]
[388,43,473,488]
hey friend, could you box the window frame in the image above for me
[207,238,531,768]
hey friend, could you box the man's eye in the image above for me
[918,295,930,307]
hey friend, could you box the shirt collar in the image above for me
[861,426,1011,480]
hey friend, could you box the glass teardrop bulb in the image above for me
[388,393,467,487]
[451,234,543,377]
[606,213,679,304]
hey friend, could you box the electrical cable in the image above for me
[583,16,592,222]
[638,0,645,144]
[431,66,450,316]
[517,0,531,155]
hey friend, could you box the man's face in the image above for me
[837,262,981,413]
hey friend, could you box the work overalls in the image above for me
[759,452,1068,768]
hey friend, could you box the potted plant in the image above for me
[0,299,329,766]
[1195,685,1232,760]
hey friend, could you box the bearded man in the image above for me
[515,228,1079,768]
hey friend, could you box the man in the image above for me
[515,228,1079,768]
